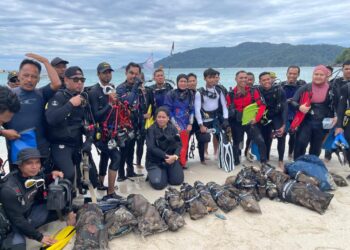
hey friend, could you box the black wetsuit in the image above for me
[45,89,94,183]
[87,83,120,177]
[146,123,184,190]
[336,82,350,164]
[281,80,306,157]
[116,80,144,178]
[258,85,287,162]
[0,171,57,249]
[291,83,335,160]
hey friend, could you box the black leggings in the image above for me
[51,144,81,183]
[259,117,286,162]
[146,161,184,190]
[136,134,146,165]
[196,121,218,162]
[230,119,247,162]
[118,138,136,177]
[294,119,327,160]
[95,141,121,176]
[249,124,267,163]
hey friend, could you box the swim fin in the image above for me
[218,129,235,172]
[41,225,76,250]
[242,103,259,125]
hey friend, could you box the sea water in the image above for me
[0,67,342,89]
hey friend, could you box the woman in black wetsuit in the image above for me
[145,106,184,190]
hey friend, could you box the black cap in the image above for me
[7,71,18,81]
[51,57,69,67]
[64,66,84,78]
[16,148,43,165]
[97,62,114,73]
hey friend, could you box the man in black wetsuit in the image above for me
[116,63,145,181]
[45,66,94,184]
[51,57,69,86]
[258,72,287,170]
[87,62,122,199]
[0,148,75,250]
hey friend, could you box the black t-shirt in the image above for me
[5,84,55,158]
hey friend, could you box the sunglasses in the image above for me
[69,77,86,83]
[24,178,45,189]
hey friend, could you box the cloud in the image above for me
[0,0,349,69]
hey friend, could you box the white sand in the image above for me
[1,137,349,250]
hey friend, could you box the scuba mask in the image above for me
[204,89,217,99]
[24,178,45,189]
[102,85,116,95]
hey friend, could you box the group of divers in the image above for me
[0,52,350,249]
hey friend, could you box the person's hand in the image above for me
[299,104,311,114]
[41,235,57,246]
[186,124,192,133]
[108,93,117,104]
[25,53,49,64]
[165,154,177,165]
[335,127,344,136]
[331,117,338,128]
[143,113,151,119]
[69,95,82,107]
[277,124,285,135]
[52,171,64,179]
[1,129,20,140]
[200,125,207,133]
[250,118,257,124]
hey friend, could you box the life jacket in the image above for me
[197,85,223,119]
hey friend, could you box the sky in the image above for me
[0,0,349,69]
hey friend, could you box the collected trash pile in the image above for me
[69,155,347,249]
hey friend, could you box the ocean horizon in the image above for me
[0,66,342,89]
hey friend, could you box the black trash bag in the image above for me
[330,173,348,187]
[206,182,238,213]
[154,197,185,231]
[266,181,278,200]
[194,181,218,213]
[180,183,208,220]
[281,180,334,215]
[127,194,168,237]
[165,187,186,215]
[262,165,290,195]
[224,185,261,213]
[290,171,320,186]
[234,166,259,190]
[73,203,108,250]
[105,206,138,240]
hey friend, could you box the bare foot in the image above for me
[200,161,207,165]
[278,161,284,172]
[66,212,76,226]
[135,164,144,169]
[204,154,210,160]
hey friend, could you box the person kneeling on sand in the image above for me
[0,148,76,250]
[145,107,184,190]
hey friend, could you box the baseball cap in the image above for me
[97,62,114,73]
[64,66,84,78]
[51,57,69,67]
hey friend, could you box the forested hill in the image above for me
[155,42,345,68]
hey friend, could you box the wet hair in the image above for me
[176,74,188,84]
[153,68,164,76]
[287,65,300,74]
[326,65,334,73]
[19,59,42,73]
[187,73,197,79]
[235,70,247,77]
[343,60,350,67]
[155,106,170,118]
[125,62,141,73]
[0,86,20,114]
[203,68,217,78]
[259,72,271,80]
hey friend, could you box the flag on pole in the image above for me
[170,41,175,56]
